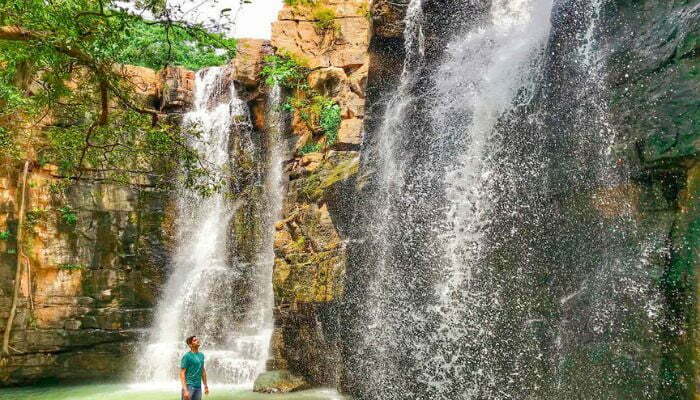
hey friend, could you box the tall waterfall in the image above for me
[135,67,281,387]
[346,0,668,399]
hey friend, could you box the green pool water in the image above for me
[0,383,347,400]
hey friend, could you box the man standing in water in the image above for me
[180,335,209,400]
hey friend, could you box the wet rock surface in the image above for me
[253,370,310,393]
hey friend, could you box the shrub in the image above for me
[0,231,10,240]
[25,208,46,227]
[260,54,309,89]
[59,205,78,225]
[300,143,323,154]
[313,7,339,33]
[260,48,342,154]
[319,102,341,146]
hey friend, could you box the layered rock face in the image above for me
[0,169,169,385]
[0,67,191,386]
[267,0,370,388]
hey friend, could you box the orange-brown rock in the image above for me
[271,2,370,70]
[232,39,273,87]
[337,118,364,145]
[117,65,161,98]
[308,67,348,97]
[160,66,195,112]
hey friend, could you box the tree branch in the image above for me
[0,26,94,66]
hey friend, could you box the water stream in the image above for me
[346,0,668,399]
[135,67,281,387]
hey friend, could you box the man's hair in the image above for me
[185,336,196,346]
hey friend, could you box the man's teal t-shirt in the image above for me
[180,351,205,388]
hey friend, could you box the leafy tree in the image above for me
[0,0,238,194]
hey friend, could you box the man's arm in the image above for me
[180,368,190,399]
[202,367,209,395]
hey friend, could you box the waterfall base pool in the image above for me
[0,383,347,400]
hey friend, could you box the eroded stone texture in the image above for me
[232,39,274,88]
[0,165,169,385]
[270,151,358,387]
[160,66,195,112]
[272,0,370,150]
[371,0,410,38]
[0,65,180,386]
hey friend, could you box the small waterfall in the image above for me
[134,67,281,388]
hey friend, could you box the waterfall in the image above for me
[348,0,667,398]
[423,0,554,397]
[346,0,426,393]
[134,67,281,388]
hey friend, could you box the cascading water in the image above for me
[423,0,554,397]
[348,0,426,392]
[346,0,671,399]
[134,67,280,388]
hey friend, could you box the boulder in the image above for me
[231,39,273,87]
[160,66,195,112]
[308,67,348,97]
[253,370,309,393]
[337,118,364,146]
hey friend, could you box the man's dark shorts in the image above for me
[182,385,202,400]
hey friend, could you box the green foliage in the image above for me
[59,263,85,271]
[25,208,46,227]
[281,0,339,33]
[293,95,341,149]
[260,51,342,154]
[0,127,19,158]
[300,143,322,154]
[48,179,71,195]
[115,18,237,70]
[358,3,371,20]
[58,205,78,225]
[260,54,309,89]
[0,0,235,195]
[313,7,339,32]
[0,231,10,240]
[319,102,341,147]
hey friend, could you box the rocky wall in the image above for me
[266,0,370,388]
[0,165,170,385]
[0,66,187,386]
[601,0,700,397]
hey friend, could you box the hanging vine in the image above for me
[2,160,30,356]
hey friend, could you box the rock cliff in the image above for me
[266,0,370,388]
[0,66,176,385]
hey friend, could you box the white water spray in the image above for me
[134,67,278,388]
[421,0,554,396]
